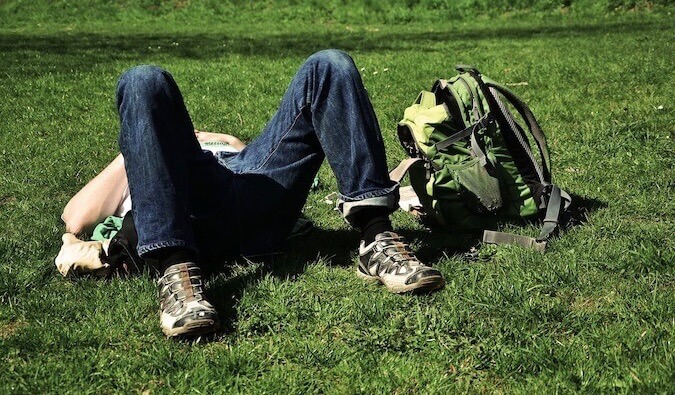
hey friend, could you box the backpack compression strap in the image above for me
[482,230,547,252]
[432,78,494,170]
[434,113,495,151]
[389,157,424,183]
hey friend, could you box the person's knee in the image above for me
[116,65,173,99]
[306,49,358,77]
[116,66,177,149]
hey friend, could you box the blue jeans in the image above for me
[117,49,399,261]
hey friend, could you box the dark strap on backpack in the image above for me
[481,182,571,252]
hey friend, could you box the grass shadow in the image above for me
[202,228,359,334]
[201,224,478,336]
[566,193,606,227]
[1,19,668,78]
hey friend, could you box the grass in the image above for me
[1,1,674,393]
[0,0,670,27]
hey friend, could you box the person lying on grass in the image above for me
[61,49,445,338]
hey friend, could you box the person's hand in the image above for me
[194,129,246,150]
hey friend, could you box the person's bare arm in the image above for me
[62,154,128,235]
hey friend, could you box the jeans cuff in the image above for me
[338,183,399,226]
[136,239,193,257]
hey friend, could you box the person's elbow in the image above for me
[61,208,89,236]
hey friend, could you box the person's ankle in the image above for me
[352,207,393,245]
[361,218,393,245]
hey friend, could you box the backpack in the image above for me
[391,65,572,251]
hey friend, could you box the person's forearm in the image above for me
[62,154,128,235]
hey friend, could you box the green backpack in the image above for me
[392,65,572,251]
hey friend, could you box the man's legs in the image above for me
[224,50,445,292]
[117,65,230,336]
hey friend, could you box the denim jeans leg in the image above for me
[117,65,235,257]
[222,49,398,255]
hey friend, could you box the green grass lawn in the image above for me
[1,2,673,393]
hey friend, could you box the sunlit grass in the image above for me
[0,3,673,393]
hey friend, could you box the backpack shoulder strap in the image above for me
[485,81,552,181]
